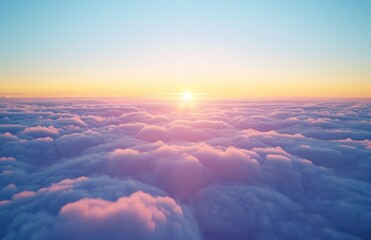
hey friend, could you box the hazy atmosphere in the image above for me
[1,1,370,240]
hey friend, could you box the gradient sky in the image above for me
[0,0,370,98]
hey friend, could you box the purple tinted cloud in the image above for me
[0,99,370,240]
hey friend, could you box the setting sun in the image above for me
[182,92,193,102]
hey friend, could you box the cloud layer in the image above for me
[0,99,370,240]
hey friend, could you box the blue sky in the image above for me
[0,0,370,97]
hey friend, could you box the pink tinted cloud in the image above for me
[38,176,88,193]
[59,191,178,231]
[0,156,16,161]
[265,154,292,163]
[137,125,168,142]
[0,132,18,143]
[108,142,259,196]
[137,123,212,142]
[171,119,231,129]
[21,125,59,138]
[12,190,36,200]
[54,191,198,239]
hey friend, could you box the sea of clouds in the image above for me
[0,98,370,240]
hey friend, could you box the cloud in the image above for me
[53,191,199,240]
[0,99,370,239]
[21,126,59,139]
[137,124,211,142]
[0,132,18,145]
[0,176,199,240]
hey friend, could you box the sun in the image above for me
[179,91,196,110]
[182,92,193,102]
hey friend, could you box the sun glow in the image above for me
[179,91,196,110]
[182,92,193,102]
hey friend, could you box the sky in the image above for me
[0,0,370,98]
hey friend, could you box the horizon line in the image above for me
[1,96,370,102]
